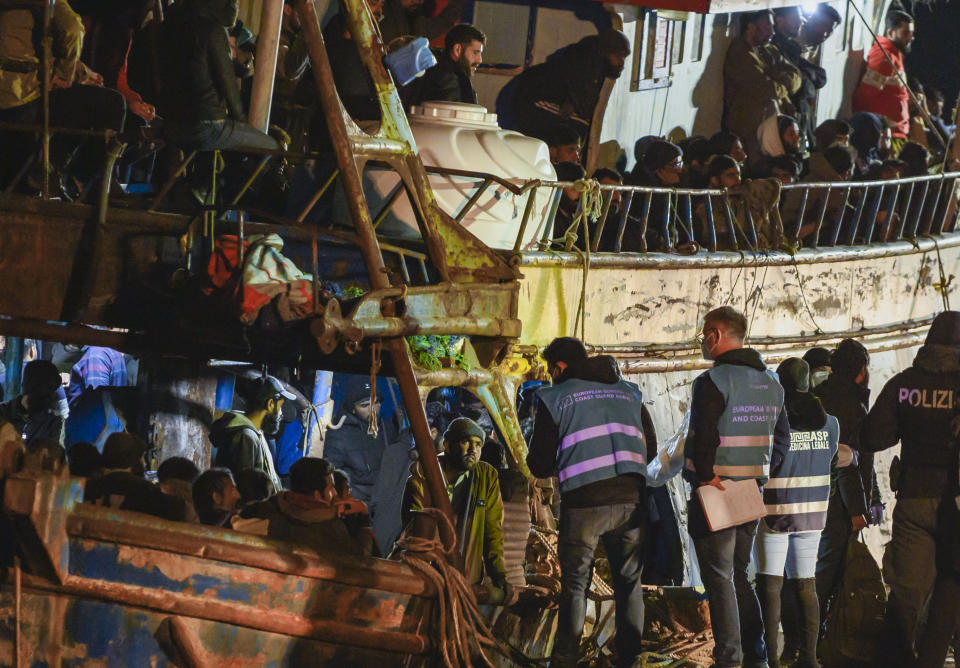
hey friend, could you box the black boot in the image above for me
[758,573,785,668]
[780,578,801,665]
[794,577,820,668]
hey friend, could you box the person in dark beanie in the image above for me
[810,338,877,644]
[405,417,509,600]
[528,336,654,668]
[756,358,838,668]
[624,140,683,252]
[862,311,960,663]
[0,360,66,445]
[324,376,388,509]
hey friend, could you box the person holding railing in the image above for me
[782,144,855,244]
[624,139,684,251]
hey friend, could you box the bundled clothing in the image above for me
[722,37,801,164]
[852,36,909,138]
[379,0,466,46]
[860,311,960,663]
[528,353,651,668]
[323,410,388,511]
[209,411,282,494]
[781,151,851,244]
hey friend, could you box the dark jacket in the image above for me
[0,397,65,446]
[684,347,791,485]
[413,54,476,105]
[861,343,960,497]
[527,354,655,508]
[379,0,466,46]
[209,411,281,494]
[85,470,189,522]
[815,373,873,517]
[504,35,611,143]
[771,32,827,151]
[323,412,388,508]
[160,0,244,125]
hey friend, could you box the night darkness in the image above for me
[904,0,960,110]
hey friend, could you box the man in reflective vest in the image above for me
[528,337,654,668]
[684,306,789,668]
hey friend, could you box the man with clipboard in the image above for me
[684,306,790,668]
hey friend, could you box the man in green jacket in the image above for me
[405,417,510,601]
[210,376,293,494]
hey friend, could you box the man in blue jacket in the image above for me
[684,306,790,668]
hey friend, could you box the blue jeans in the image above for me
[552,502,646,668]
[689,497,766,668]
[754,523,821,578]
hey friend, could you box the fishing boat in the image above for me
[1,0,956,664]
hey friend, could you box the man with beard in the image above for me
[412,23,484,105]
[0,361,66,446]
[852,10,915,150]
[209,376,292,494]
[405,417,510,601]
[500,28,630,147]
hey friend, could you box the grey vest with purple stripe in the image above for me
[536,378,647,495]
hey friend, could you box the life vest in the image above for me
[764,415,839,532]
[536,378,647,494]
[697,364,785,484]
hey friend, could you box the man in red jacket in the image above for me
[852,10,914,149]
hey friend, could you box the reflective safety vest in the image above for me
[691,364,784,484]
[536,378,647,495]
[764,415,839,533]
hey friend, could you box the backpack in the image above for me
[819,536,887,665]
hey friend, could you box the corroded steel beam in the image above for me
[67,505,435,597]
[21,573,431,655]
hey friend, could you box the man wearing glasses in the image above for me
[684,306,790,668]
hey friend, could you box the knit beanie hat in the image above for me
[597,28,631,56]
[777,358,810,394]
[802,347,832,370]
[642,140,682,173]
[442,417,486,444]
[21,360,61,398]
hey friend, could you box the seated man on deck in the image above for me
[234,457,375,556]
[409,23,485,106]
[0,361,67,446]
[403,417,512,602]
[193,468,242,526]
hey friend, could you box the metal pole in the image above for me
[249,0,285,132]
[4,337,24,400]
[294,0,456,529]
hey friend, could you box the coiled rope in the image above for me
[396,508,515,668]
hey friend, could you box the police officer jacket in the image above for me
[861,342,960,498]
[684,348,789,486]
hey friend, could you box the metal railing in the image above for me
[493,171,960,254]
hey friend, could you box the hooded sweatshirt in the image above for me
[527,354,657,508]
[210,411,282,494]
[861,311,960,497]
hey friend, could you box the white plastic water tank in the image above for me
[364,101,557,250]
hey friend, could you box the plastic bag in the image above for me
[646,410,690,487]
